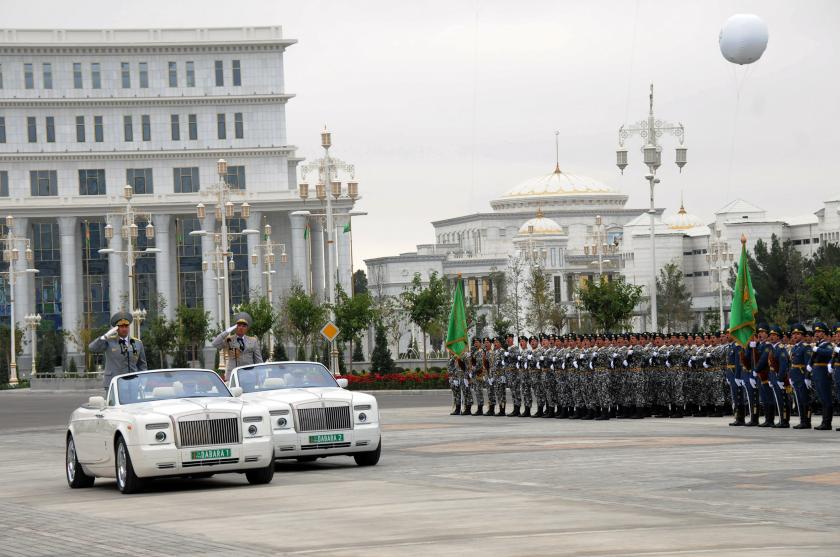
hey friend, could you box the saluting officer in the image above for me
[212,312,263,380]
[88,311,148,390]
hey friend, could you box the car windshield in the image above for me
[236,363,338,393]
[117,370,230,404]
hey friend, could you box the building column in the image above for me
[107,215,125,312]
[336,215,352,295]
[11,217,32,371]
[152,214,174,321]
[311,218,325,300]
[57,217,81,357]
[247,211,262,298]
[289,211,309,294]
[201,214,220,327]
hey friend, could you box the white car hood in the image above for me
[121,397,246,417]
[244,387,353,406]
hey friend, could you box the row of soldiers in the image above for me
[447,322,840,429]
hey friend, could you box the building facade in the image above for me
[0,27,355,373]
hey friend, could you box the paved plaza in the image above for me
[2,390,840,556]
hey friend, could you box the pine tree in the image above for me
[272,340,288,362]
[370,322,394,373]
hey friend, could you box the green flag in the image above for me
[343,222,351,233]
[445,277,468,358]
[728,239,759,347]
[303,225,309,240]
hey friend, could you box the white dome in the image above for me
[518,209,564,235]
[503,167,617,198]
[664,203,705,230]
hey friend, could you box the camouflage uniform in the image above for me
[447,356,471,414]
[469,345,485,414]
[492,345,507,414]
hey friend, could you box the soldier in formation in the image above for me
[447,323,840,430]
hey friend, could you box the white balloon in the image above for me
[719,14,769,65]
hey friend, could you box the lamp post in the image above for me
[99,184,159,339]
[251,221,287,355]
[191,159,259,373]
[298,128,359,374]
[585,215,619,278]
[25,313,41,376]
[1,216,39,386]
[706,229,734,331]
[616,83,687,332]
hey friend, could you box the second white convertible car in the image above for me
[66,369,276,493]
[228,361,382,466]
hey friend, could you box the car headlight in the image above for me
[248,425,258,436]
[276,417,287,427]
[358,413,367,422]
[155,431,167,442]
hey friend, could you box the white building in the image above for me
[366,161,840,353]
[0,27,356,372]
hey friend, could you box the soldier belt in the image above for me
[792,364,805,368]
[813,363,828,367]
[726,365,736,368]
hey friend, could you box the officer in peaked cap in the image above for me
[88,311,148,390]
[808,322,835,430]
[212,312,263,380]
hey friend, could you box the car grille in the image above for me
[296,405,352,432]
[182,457,239,468]
[301,442,352,451]
[177,417,240,448]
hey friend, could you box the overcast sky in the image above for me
[5,1,839,269]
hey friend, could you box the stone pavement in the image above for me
[2,394,840,556]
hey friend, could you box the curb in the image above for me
[356,389,450,395]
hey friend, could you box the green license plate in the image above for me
[190,448,232,460]
[309,434,344,444]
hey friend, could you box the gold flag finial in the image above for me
[740,234,747,245]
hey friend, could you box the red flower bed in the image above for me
[337,371,449,390]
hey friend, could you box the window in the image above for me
[123,115,133,142]
[80,220,110,324]
[141,115,151,141]
[121,62,130,88]
[94,115,104,142]
[188,114,197,140]
[34,222,63,326]
[217,113,226,139]
[234,112,244,139]
[214,60,224,86]
[0,63,3,89]
[27,116,37,142]
[127,168,153,194]
[173,167,200,193]
[79,169,106,195]
[225,166,246,189]
[42,63,52,89]
[186,61,195,87]
[24,63,34,89]
[73,62,83,88]
[168,61,177,87]
[45,116,55,143]
[232,60,241,86]
[0,171,8,197]
[75,116,85,142]
[176,217,203,307]
[170,114,180,140]
[30,170,57,196]
[91,63,101,89]
[553,276,562,304]
[139,62,148,88]
[0,117,5,143]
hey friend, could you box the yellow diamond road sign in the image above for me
[320,321,340,343]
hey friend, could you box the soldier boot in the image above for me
[729,405,745,426]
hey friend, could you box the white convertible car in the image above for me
[66,368,275,494]
[228,361,381,466]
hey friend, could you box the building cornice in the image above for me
[0,146,297,163]
[0,94,294,109]
[431,208,663,227]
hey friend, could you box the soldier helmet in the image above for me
[472,337,481,345]
[483,336,492,343]
[769,325,782,337]
[505,333,514,340]
[234,312,253,327]
[813,322,829,333]
[790,323,806,335]
[111,311,132,327]
[757,323,769,333]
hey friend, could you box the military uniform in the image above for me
[211,312,263,379]
[808,322,835,430]
[448,355,470,415]
[88,311,148,390]
[788,324,813,429]
[768,326,792,428]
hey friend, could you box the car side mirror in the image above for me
[229,386,243,398]
[88,396,106,410]
[336,378,348,389]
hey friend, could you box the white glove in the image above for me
[588,362,594,370]
[835,346,840,354]
[648,358,653,365]
[622,360,629,367]
[527,354,533,360]
[561,362,566,370]
[752,371,758,377]
[749,378,757,389]
[702,362,710,369]
[805,379,813,388]
[612,353,618,358]
[504,351,509,357]
[573,361,579,369]
[749,341,756,348]
[539,356,544,361]
[101,326,118,340]
[829,364,834,375]
[226,324,237,334]
[735,378,744,387]
[516,363,520,370]
[627,350,634,355]
[806,365,813,373]
[653,351,659,357]
[665,361,671,368]
[776,381,784,389]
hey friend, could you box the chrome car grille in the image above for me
[301,442,352,451]
[182,457,239,468]
[296,405,352,432]
[177,417,240,448]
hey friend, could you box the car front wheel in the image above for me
[354,440,381,467]
[245,453,275,485]
[66,434,95,488]
[115,436,144,494]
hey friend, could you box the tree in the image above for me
[374,295,405,361]
[333,284,375,371]
[702,307,721,333]
[353,269,368,295]
[501,255,526,335]
[175,305,210,366]
[491,305,512,337]
[143,295,177,369]
[525,264,553,333]
[807,266,840,322]
[0,324,24,383]
[370,321,394,372]
[766,296,795,329]
[401,271,448,371]
[548,303,568,334]
[271,323,289,361]
[283,283,327,361]
[36,320,62,375]
[352,342,364,362]
[748,235,807,322]
[236,295,278,355]
[577,276,643,332]
[657,261,693,332]
[809,242,840,272]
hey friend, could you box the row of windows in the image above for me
[0,113,245,144]
[22,166,245,197]
[0,59,243,91]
